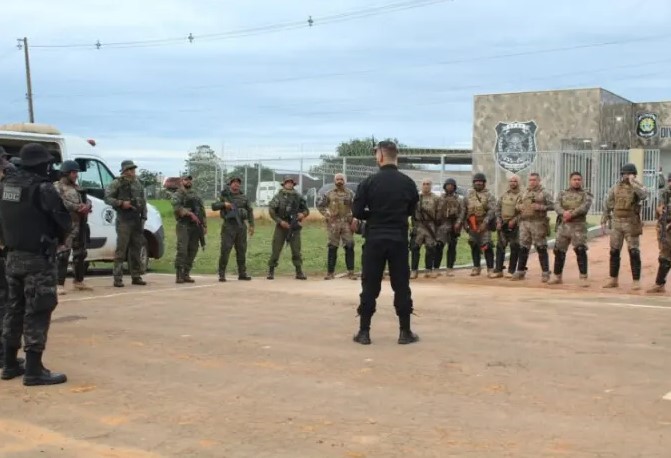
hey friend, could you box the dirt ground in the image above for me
[0,227,670,457]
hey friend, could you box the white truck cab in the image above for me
[0,123,165,272]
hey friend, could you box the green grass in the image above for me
[148,200,581,276]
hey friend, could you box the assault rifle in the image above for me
[221,186,243,226]
[285,199,303,245]
[191,201,206,250]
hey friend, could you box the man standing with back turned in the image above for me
[104,160,148,288]
[352,141,419,345]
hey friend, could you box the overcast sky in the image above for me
[1,0,670,176]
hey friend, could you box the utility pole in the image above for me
[17,37,35,123]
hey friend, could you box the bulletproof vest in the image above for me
[0,171,52,253]
[561,189,586,221]
[500,190,519,220]
[116,177,145,220]
[613,182,635,218]
[467,189,489,219]
[442,193,459,218]
[415,194,436,221]
[176,188,201,222]
[327,188,353,219]
[520,187,545,219]
[276,191,301,220]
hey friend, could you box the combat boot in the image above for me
[23,351,66,386]
[631,280,641,291]
[541,271,551,283]
[511,271,526,281]
[486,268,495,277]
[183,270,195,283]
[504,271,514,278]
[324,272,335,280]
[547,274,562,285]
[445,268,454,277]
[175,267,185,284]
[219,275,227,282]
[353,330,371,345]
[579,275,589,288]
[410,270,418,279]
[603,277,618,288]
[57,285,67,295]
[131,277,147,286]
[603,250,620,288]
[73,281,93,291]
[424,269,432,278]
[398,315,419,345]
[295,269,307,280]
[238,274,252,281]
[267,267,274,280]
[648,259,671,293]
[113,278,124,288]
[647,284,665,293]
[347,270,356,280]
[470,267,481,276]
[489,271,503,279]
[1,347,25,380]
[430,269,438,278]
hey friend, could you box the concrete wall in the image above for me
[599,89,633,149]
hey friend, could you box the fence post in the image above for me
[257,163,261,203]
[440,155,445,186]
[244,165,249,196]
[299,158,304,194]
[343,156,347,179]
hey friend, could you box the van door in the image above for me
[73,157,118,261]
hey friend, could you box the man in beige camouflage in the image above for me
[54,160,93,295]
[410,179,440,278]
[434,178,463,276]
[464,173,496,276]
[548,171,592,287]
[317,174,357,280]
[512,172,554,282]
[490,175,521,279]
[647,173,671,293]
[602,163,649,290]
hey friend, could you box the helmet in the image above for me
[60,160,80,174]
[228,176,242,185]
[443,178,457,190]
[621,163,637,175]
[282,175,296,184]
[19,143,53,167]
[472,172,487,182]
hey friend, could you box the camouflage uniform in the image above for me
[513,185,554,281]
[648,183,671,292]
[492,187,521,277]
[550,187,593,285]
[434,187,464,275]
[54,177,90,289]
[213,183,254,281]
[410,192,440,278]
[317,186,355,278]
[267,185,310,279]
[464,188,496,275]
[171,184,206,282]
[601,173,648,288]
[104,161,147,287]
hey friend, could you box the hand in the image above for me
[562,210,572,223]
[121,201,133,209]
[77,203,88,213]
[249,226,255,236]
[280,221,290,230]
[297,212,305,221]
[224,202,233,210]
[508,220,515,230]
[454,223,462,233]
[189,212,200,224]
[496,221,502,231]
[350,219,358,233]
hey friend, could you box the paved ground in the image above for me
[1,229,670,457]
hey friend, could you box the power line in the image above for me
[29,0,453,50]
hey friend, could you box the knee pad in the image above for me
[468,240,478,248]
[536,245,548,254]
[553,248,563,256]
[327,244,338,250]
[344,241,354,250]
[574,245,587,254]
[609,248,621,259]
[628,248,640,256]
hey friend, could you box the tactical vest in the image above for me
[116,177,145,221]
[613,183,635,218]
[415,194,436,221]
[500,191,518,220]
[520,188,545,220]
[0,172,52,253]
[561,189,587,222]
[442,194,460,219]
[276,191,302,221]
[175,189,201,223]
[467,189,489,221]
[327,188,353,220]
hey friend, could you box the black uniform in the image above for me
[352,164,419,344]
[0,144,70,386]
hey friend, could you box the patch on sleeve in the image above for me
[1,185,22,202]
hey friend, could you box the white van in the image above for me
[256,181,282,206]
[0,123,165,272]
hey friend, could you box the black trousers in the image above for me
[357,238,413,318]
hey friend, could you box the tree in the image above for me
[225,164,276,203]
[335,136,405,157]
[185,145,218,200]
[137,168,161,198]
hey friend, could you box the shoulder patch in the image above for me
[2,185,22,202]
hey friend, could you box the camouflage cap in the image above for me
[282,175,296,184]
[228,176,242,184]
[120,160,137,172]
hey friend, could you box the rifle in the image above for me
[77,190,91,250]
[221,187,243,226]
[191,200,206,250]
[284,198,303,245]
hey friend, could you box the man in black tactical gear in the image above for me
[0,143,71,386]
[352,141,420,346]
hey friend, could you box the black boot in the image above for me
[183,269,195,283]
[495,244,506,272]
[537,246,550,273]
[113,262,124,287]
[629,248,641,281]
[131,277,147,286]
[175,267,184,284]
[397,315,419,345]
[553,249,566,275]
[353,314,372,345]
[23,351,67,386]
[575,246,588,276]
[295,268,307,280]
[424,246,435,271]
[73,253,86,283]
[267,266,274,280]
[433,241,445,269]
[517,247,530,272]
[326,246,337,278]
[470,243,481,268]
[446,241,457,269]
[609,249,621,278]
[57,251,69,286]
[344,245,355,272]
[410,246,420,271]
[508,243,520,274]
[1,346,25,380]
[654,258,671,286]
[238,273,252,281]
[484,244,494,270]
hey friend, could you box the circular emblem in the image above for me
[637,113,658,138]
[102,207,115,224]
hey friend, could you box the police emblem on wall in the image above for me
[636,113,658,138]
[494,121,538,173]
